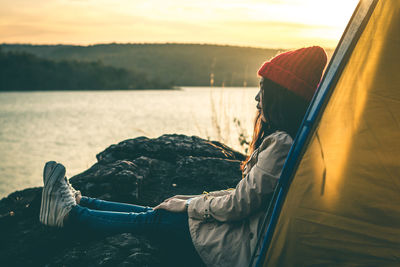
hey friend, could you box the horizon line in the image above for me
[0,41,336,51]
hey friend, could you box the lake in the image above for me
[0,87,259,198]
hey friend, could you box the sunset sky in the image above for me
[0,0,359,48]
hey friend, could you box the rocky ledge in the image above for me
[0,134,245,266]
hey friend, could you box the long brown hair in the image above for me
[241,78,309,172]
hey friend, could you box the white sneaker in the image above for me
[39,162,76,227]
[42,161,81,201]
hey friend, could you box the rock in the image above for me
[0,134,245,266]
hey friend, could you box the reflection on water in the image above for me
[0,87,258,198]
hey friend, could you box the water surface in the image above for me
[0,87,259,198]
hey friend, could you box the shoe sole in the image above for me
[40,161,57,224]
[47,162,63,224]
[40,163,66,225]
[43,163,66,226]
[43,161,57,186]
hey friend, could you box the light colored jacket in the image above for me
[187,131,293,267]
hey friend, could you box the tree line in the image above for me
[1,43,288,87]
[1,44,334,90]
[0,48,173,91]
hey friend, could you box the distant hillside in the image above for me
[1,43,288,87]
[1,43,334,87]
[0,49,172,91]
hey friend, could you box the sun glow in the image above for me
[0,0,359,48]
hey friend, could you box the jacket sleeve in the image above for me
[188,132,293,222]
[205,188,234,197]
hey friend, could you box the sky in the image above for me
[0,0,359,49]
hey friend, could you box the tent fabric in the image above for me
[261,0,400,266]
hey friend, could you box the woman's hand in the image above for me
[154,198,187,213]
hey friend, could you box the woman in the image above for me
[39,46,327,267]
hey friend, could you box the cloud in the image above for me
[226,20,334,30]
[0,23,72,39]
[0,0,351,48]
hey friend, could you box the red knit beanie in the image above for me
[257,46,327,101]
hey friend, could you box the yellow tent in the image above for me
[252,0,400,266]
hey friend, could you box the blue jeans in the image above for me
[68,196,204,266]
